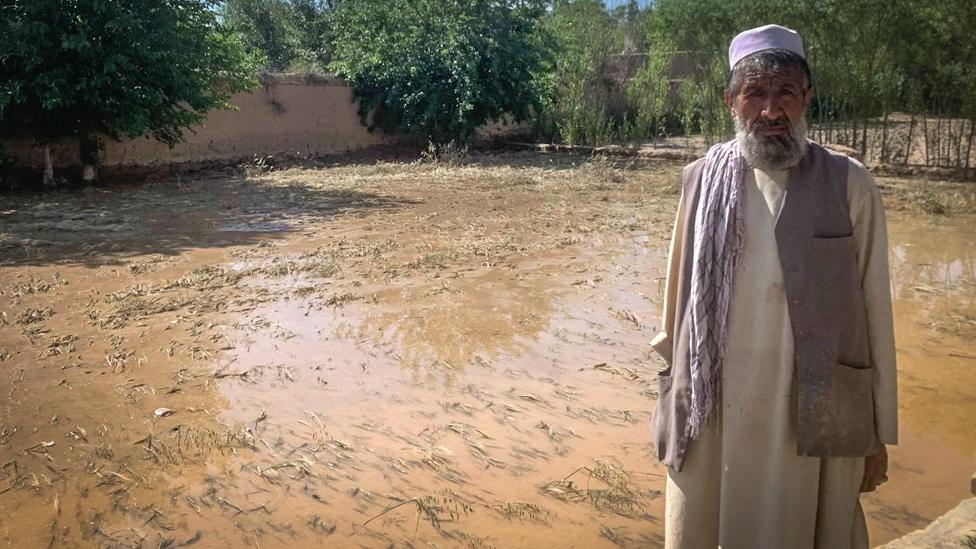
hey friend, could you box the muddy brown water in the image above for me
[0,154,973,548]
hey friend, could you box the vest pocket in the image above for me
[830,361,878,454]
[658,373,673,393]
[813,233,854,241]
[651,374,675,464]
[806,234,872,369]
[797,361,878,456]
[811,234,855,245]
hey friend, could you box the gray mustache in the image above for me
[752,118,791,130]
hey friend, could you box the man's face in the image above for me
[725,68,811,131]
[724,67,813,170]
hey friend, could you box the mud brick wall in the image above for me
[3,74,394,168]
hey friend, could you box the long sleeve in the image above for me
[847,159,899,445]
[651,187,687,368]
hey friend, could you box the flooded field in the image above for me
[0,152,973,548]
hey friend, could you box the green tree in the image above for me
[221,0,338,73]
[631,0,976,167]
[538,0,625,145]
[0,0,259,186]
[631,0,774,144]
[328,0,547,143]
[221,0,300,71]
[289,0,338,70]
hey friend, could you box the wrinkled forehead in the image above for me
[738,67,809,89]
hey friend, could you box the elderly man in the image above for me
[650,24,898,549]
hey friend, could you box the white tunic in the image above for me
[658,159,898,549]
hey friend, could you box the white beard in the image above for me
[734,115,808,171]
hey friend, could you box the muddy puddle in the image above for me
[861,214,976,544]
[0,153,973,548]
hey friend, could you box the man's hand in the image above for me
[860,445,889,492]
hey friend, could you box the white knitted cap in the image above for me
[728,24,805,69]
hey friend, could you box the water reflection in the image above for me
[355,265,560,375]
[889,217,976,299]
[886,215,976,449]
[889,215,976,344]
[856,215,976,544]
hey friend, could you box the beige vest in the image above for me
[652,142,879,472]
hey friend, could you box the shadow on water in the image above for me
[0,169,419,268]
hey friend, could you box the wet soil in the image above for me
[0,152,973,548]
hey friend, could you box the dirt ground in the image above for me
[0,152,974,548]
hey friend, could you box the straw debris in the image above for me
[542,461,651,518]
[16,307,54,325]
[364,492,474,533]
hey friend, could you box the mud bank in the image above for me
[879,498,976,548]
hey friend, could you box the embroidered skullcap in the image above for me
[728,24,805,69]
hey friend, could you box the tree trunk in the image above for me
[922,114,930,166]
[82,164,96,182]
[904,113,916,165]
[815,87,824,143]
[955,119,964,168]
[934,98,942,166]
[945,111,954,166]
[880,110,890,163]
[42,144,55,188]
[965,117,974,171]
[947,116,954,168]
[860,115,869,162]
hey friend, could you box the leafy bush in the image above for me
[328,0,547,143]
[0,0,260,183]
[536,0,625,146]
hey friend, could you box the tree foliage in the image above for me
[220,0,336,72]
[536,0,625,145]
[328,0,548,143]
[631,0,976,165]
[0,0,259,151]
[3,0,973,174]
